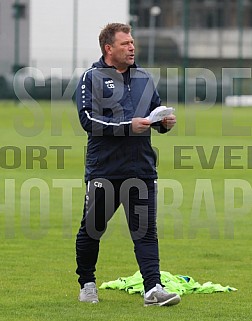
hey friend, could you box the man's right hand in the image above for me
[131,118,151,134]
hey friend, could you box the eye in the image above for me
[122,40,134,46]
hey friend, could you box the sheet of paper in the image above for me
[145,106,175,123]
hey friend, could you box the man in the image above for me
[75,23,180,307]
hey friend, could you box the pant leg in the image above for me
[76,178,120,288]
[121,178,161,293]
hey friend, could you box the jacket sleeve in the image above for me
[149,87,171,134]
[76,69,132,136]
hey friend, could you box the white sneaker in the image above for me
[144,284,181,307]
[79,282,99,303]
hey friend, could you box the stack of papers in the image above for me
[145,106,175,123]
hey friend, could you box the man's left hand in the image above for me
[161,114,176,129]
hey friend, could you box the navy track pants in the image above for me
[76,178,161,292]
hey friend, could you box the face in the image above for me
[105,31,135,72]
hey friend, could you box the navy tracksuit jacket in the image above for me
[76,56,169,182]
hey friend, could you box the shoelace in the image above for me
[83,288,97,298]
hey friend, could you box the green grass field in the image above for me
[0,100,251,321]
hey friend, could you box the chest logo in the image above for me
[105,79,115,89]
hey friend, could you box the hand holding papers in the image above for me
[145,106,175,123]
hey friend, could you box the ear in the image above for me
[105,44,112,55]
